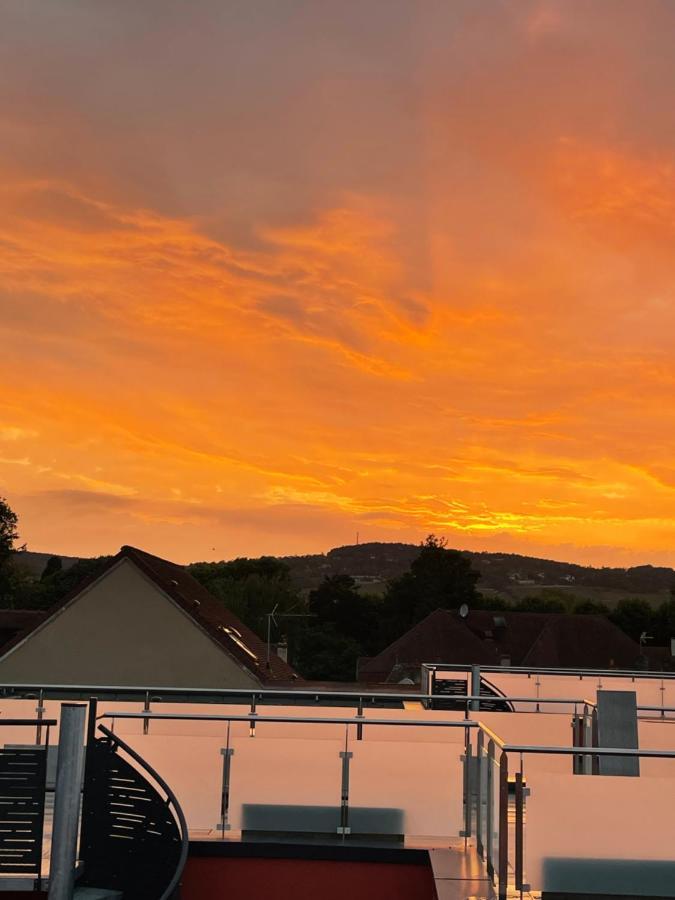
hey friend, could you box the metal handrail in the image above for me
[100,711,479,728]
[501,743,675,757]
[425,662,675,679]
[0,681,605,711]
[0,682,436,702]
[0,718,57,726]
[97,724,189,900]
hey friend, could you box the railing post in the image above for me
[470,665,481,712]
[476,729,484,858]
[356,697,363,741]
[35,688,45,745]
[486,739,495,878]
[337,726,352,837]
[143,690,151,736]
[461,738,473,841]
[515,767,523,892]
[498,751,509,900]
[249,693,257,737]
[219,747,234,834]
[48,703,87,900]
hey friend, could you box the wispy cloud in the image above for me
[2,1,675,564]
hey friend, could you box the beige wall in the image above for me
[0,559,260,688]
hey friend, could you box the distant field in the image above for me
[355,580,388,597]
[500,583,671,609]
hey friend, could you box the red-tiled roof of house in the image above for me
[359,607,643,682]
[358,609,496,683]
[521,613,644,669]
[0,545,300,684]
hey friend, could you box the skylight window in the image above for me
[219,626,258,662]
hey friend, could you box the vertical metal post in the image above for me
[470,665,481,712]
[48,703,87,900]
[486,739,495,879]
[572,712,582,774]
[337,726,352,837]
[582,704,592,775]
[476,729,484,858]
[219,722,234,834]
[515,767,524,892]
[249,693,257,737]
[143,691,151,736]
[36,689,45,745]
[356,698,363,741]
[498,751,509,900]
[462,739,473,843]
[591,707,599,775]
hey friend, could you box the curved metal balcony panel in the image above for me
[80,725,188,900]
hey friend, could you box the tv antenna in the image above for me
[266,604,315,667]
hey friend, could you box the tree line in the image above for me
[1,498,674,680]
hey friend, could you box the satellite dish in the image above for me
[459,603,469,619]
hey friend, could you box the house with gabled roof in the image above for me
[359,607,644,683]
[0,545,299,688]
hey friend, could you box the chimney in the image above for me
[276,640,288,663]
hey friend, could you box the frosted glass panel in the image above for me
[0,699,48,745]
[525,771,675,893]
[355,707,467,743]
[228,736,343,830]
[117,733,224,831]
[350,740,464,838]
[478,711,572,748]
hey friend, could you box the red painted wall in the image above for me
[182,856,437,900]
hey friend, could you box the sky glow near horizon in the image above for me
[2,1,675,566]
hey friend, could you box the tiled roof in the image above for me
[521,613,643,669]
[359,607,643,681]
[0,545,300,684]
[358,610,496,682]
[119,546,300,683]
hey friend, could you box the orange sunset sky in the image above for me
[2,1,675,566]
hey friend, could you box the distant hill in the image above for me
[15,543,675,606]
[279,543,675,606]
[11,550,81,578]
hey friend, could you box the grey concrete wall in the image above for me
[596,690,639,777]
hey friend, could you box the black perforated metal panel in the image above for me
[80,738,182,900]
[0,747,47,879]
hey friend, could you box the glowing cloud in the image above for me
[2,1,675,565]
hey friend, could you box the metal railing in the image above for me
[424,662,675,679]
[464,719,675,900]
[0,679,611,718]
[85,700,675,900]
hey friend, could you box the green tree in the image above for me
[0,497,19,567]
[309,574,378,650]
[653,598,675,646]
[189,557,303,639]
[292,625,363,682]
[27,555,114,610]
[573,598,610,615]
[0,497,22,607]
[41,555,63,580]
[381,535,480,641]
[610,598,656,643]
